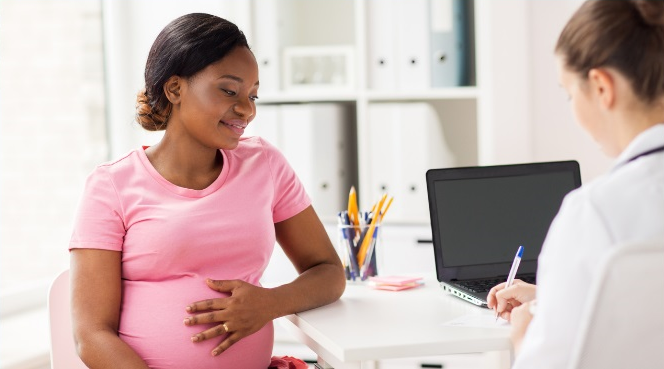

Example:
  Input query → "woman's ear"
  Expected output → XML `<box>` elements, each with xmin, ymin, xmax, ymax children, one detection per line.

<box><xmin>587</xmin><ymin>68</ymin><xmax>615</xmax><ymax>110</ymax></box>
<box><xmin>163</xmin><ymin>75</ymin><xmax>182</xmax><ymax>104</ymax></box>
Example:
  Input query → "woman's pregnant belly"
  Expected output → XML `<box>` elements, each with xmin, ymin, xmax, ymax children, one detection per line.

<box><xmin>118</xmin><ymin>278</ymin><xmax>273</xmax><ymax>369</ymax></box>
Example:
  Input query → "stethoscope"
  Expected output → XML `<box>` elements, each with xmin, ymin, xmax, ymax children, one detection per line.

<box><xmin>627</xmin><ymin>145</ymin><xmax>664</xmax><ymax>163</ymax></box>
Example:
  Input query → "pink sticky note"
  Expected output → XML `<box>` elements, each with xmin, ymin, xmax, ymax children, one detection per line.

<box><xmin>370</xmin><ymin>282</ymin><xmax>421</xmax><ymax>291</ymax></box>
<box><xmin>368</xmin><ymin>275</ymin><xmax>423</xmax><ymax>286</ymax></box>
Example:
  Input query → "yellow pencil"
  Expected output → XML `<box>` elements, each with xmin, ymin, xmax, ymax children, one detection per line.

<box><xmin>347</xmin><ymin>186</ymin><xmax>360</xmax><ymax>227</ymax></box>
<box><xmin>379</xmin><ymin>196</ymin><xmax>394</xmax><ymax>221</ymax></box>
<box><xmin>358</xmin><ymin>193</ymin><xmax>388</xmax><ymax>267</ymax></box>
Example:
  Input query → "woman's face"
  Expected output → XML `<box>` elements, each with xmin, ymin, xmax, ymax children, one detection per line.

<box><xmin>177</xmin><ymin>46</ymin><xmax>259</xmax><ymax>150</ymax></box>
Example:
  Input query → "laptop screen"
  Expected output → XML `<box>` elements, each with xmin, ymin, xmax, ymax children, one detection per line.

<box><xmin>427</xmin><ymin>161</ymin><xmax>581</xmax><ymax>281</ymax></box>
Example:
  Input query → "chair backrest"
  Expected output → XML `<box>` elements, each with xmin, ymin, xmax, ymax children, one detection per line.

<box><xmin>567</xmin><ymin>241</ymin><xmax>664</xmax><ymax>369</ymax></box>
<box><xmin>48</xmin><ymin>269</ymin><xmax>88</xmax><ymax>369</ymax></box>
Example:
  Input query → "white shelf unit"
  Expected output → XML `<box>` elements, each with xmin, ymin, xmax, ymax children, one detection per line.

<box><xmin>253</xmin><ymin>0</ymin><xmax>517</xmax><ymax>226</ymax></box>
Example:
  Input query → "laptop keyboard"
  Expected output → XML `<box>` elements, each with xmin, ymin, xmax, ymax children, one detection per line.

<box><xmin>453</xmin><ymin>275</ymin><xmax>536</xmax><ymax>293</ymax></box>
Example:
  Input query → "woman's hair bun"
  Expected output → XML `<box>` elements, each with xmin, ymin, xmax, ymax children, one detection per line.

<box><xmin>135</xmin><ymin>89</ymin><xmax>169</xmax><ymax>131</ymax></box>
<box><xmin>632</xmin><ymin>0</ymin><xmax>664</xmax><ymax>26</ymax></box>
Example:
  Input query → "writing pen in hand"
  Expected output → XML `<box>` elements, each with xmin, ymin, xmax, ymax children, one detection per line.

<box><xmin>495</xmin><ymin>245</ymin><xmax>524</xmax><ymax>322</ymax></box>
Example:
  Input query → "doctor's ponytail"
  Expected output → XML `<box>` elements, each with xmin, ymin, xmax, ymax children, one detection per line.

<box><xmin>632</xmin><ymin>0</ymin><xmax>664</xmax><ymax>27</ymax></box>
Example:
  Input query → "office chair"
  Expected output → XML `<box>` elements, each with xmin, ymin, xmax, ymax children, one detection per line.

<box><xmin>48</xmin><ymin>269</ymin><xmax>88</xmax><ymax>369</ymax></box>
<box><xmin>567</xmin><ymin>241</ymin><xmax>664</xmax><ymax>369</ymax></box>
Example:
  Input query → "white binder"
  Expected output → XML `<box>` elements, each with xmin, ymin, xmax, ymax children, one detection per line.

<box><xmin>279</xmin><ymin>104</ymin><xmax>352</xmax><ymax>221</ymax></box>
<box><xmin>244</xmin><ymin>104</ymin><xmax>281</xmax><ymax>147</ymax></box>
<box><xmin>366</xmin><ymin>103</ymin><xmax>401</xmax><ymax>206</ymax></box>
<box><xmin>430</xmin><ymin>0</ymin><xmax>469</xmax><ymax>87</ymax></box>
<box><xmin>397</xmin><ymin>103</ymin><xmax>455</xmax><ymax>222</ymax></box>
<box><xmin>367</xmin><ymin>103</ymin><xmax>455</xmax><ymax>223</ymax></box>
<box><xmin>395</xmin><ymin>0</ymin><xmax>431</xmax><ymax>90</ymax></box>
<box><xmin>366</xmin><ymin>0</ymin><xmax>397</xmax><ymax>90</ymax></box>
<box><xmin>252</xmin><ymin>0</ymin><xmax>281</xmax><ymax>93</ymax></box>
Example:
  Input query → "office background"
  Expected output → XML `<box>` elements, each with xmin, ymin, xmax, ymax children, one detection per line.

<box><xmin>0</xmin><ymin>0</ymin><xmax>610</xmax><ymax>368</ymax></box>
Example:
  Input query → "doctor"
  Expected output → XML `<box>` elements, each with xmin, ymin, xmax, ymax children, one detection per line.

<box><xmin>487</xmin><ymin>1</ymin><xmax>664</xmax><ymax>368</ymax></box>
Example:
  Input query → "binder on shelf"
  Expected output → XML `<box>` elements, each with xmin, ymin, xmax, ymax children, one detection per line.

<box><xmin>395</xmin><ymin>0</ymin><xmax>431</xmax><ymax>90</ymax></box>
<box><xmin>366</xmin><ymin>103</ymin><xmax>455</xmax><ymax>223</ymax></box>
<box><xmin>366</xmin><ymin>103</ymin><xmax>400</xmax><ymax>205</ymax></box>
<box><xmin>429</xmin><ymin>0</ymin><xmax>470</xmax><ymax>87</ymax></box>
<box><xmin>366</xmin><ymin>0</ymin><xmax>397</xmax><ymax>90</ymax></box>
<box><xmin>251</xmin><ymin>0</ymin><xmax>281</xmax><ymax>93</ymax></box>
<box><xmin>245</xmin><ymin>104</ymin><xmax>281</xmax><ymax>147</ymax></box>
<box><xmin>397</xmin><ymin>103</ymin><xmax>454</xmax><ymax>221</ymax></box>
<box><xmin>279</xmin><ymin>104</ymin><xmax>353</xmax><ymax>221</ymax></box>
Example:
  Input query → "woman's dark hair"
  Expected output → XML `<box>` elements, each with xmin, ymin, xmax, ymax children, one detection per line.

<box><xmin>555</xmin><ymin>0</ymin><xmax>664</xmax><ymax>104</ymax></box>
<box><xmin>136</xmin><ymin>13</ymin><xmax>250</xmax><ymax>131</ymax></box>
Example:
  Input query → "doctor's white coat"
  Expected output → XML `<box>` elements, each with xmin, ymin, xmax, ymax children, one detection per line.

<box><xmin>513</xmin><ymin>124</ymin><xmax>664</xmax><ymax>369</ymax></box>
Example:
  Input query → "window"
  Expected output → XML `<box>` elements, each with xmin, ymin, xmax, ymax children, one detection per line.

<box><xmin>0</xmin><ymin>0</ymin><xmax>106</xmax><ymax>312</ymax></box>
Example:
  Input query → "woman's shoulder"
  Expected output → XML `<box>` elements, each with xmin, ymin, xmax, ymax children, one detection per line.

<box><xmin>587</xmin><ymin>155</ymin><xmax>664</xmax><ymax>206</ymax></box>
<box><xmin>564</xmin><ymin>157</ymin><xmax>664</xmax><ymax>241</ymax></box>
<box><xmin>89</xmin><ymin>149</ymin><xmax>144</xmax><ymax>179</ymax></box>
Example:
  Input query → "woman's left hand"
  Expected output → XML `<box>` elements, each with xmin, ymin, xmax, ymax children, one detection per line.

<box><xmin>184</xmin><ymin>279</ymin><xmax>276</xmax><ymax>356</ymax></box>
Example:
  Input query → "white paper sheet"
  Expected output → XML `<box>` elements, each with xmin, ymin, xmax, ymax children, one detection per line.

<box><xmin>442</xmin><ymin>314</ymin><xmax>511</xmax><ymax>328</ymax></box>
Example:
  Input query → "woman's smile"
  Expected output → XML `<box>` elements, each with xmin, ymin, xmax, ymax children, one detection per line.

<box><xmin>220</xmin><ymin>119</ymin><xmax>247</xmax><ymax>136</ymax></box>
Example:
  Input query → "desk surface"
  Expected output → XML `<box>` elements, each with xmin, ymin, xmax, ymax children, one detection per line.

<box><xmin>280</xmin><ymin>278</ymin><xmax>512</xmax><ymax>368</ymax></box>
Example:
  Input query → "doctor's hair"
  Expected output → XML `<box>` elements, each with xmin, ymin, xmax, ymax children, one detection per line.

<box><xmin>555</xmin><ymin>0</ymin><xmax>664</xmax><ymax>104</ymax></box>
<box><xmin>136</xmin><ymin>13</ymin><xmax>250</xmax><ymax>131</ymax></box>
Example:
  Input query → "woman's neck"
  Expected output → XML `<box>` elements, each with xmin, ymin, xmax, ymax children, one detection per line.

<box><xmin>145</xmin><ymin>130</ymin><xmax>223</xmax><ymax>190</ymax></box>
<box><xmin>615</xmin><ymin>99</ymin><xmax>664</xmax><ymax>153</ymax></box>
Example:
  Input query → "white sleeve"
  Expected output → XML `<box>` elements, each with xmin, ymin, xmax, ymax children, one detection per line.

<box><xmin>513</xmin><ymin>190</ymin><xmax>613</xmax><ymax>369</ymax></box>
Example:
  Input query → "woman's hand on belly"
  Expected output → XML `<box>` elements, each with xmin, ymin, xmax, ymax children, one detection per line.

<box><xmin>183</xmin><ymin>278</ymin><xmax>277</xmax><ymax>357</ymax></box>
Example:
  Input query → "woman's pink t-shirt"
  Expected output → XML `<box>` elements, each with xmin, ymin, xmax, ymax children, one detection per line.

<box><xmin>69</xmin><ymin>137</ymin><xmax>311</xmax><ymax>369</ymax></box>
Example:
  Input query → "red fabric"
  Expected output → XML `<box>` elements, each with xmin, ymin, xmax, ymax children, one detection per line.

<box><xmin>268</xmin><ymin>356</ymin><xmax>309</xmax><ymax>369</ymax></box>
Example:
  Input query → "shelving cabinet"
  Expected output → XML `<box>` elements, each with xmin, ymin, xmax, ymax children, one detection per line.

<box><xmin>252</xmin><ymin>0</ymin><xmax>501</xmax><ymax>226</ymax></box>
<box><xmin>252</xmin><ymin>0</ymin><xmax>537</xmax><ymax>285</ymax></box>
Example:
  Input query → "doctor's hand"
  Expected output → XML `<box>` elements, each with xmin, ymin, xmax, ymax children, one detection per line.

<box><xmin>184</xmin><ymin>279</ymin><xmax>277</xmax><ymax>356</ymax></box>
<box><xmin>487</xmin><ymin>280</ymin><xmax>536</xmax><ymax>321</ymax></box>
<box><xmin>509</xmin><ymin>300</ymin><xmax>535</xmax><ymax>355</ymax></box>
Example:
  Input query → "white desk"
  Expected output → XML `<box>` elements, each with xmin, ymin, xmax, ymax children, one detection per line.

<box><xmin>280</xmin><ymin>279</ymin><xmax>513</xmax><ymax>369</ymax></box>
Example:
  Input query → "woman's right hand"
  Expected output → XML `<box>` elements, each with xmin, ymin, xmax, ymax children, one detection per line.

<box><xmin>487</xmin><ymin>280</ymin><xmax>537</xmax><ymax>321</ymax></box>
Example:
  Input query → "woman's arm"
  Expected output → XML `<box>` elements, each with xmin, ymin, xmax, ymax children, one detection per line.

<box><xmin>70</xmin><ymin>249</ymin><xmax>150</xmax><ymax>369</ymax></box>
<box><xmin>271</xmin><ymin>205</ymin><xmax>347</xmax><ymax>312</ymax></box>
<box><xmin>184</xmin><ymin>205</ymin><xmax>346</xmax><ymax>356</ymax></box>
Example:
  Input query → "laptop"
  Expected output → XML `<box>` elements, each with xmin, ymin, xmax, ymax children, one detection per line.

<box><xmin>426</xmin><ymin>161</ymin><xmax>581</xmax><ymax>307</ymax></box>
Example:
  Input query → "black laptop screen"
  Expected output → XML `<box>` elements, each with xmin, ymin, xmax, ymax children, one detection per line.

<box><xmin>429</xmin><ymin>164</ymin><xmax>580</xmax><ymax>270</ymax></box>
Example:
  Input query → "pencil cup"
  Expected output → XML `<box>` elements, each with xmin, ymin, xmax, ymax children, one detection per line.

<box><xmin>336</xmin><ymin>223</ymin><xmax>382</xmax><ymax>282</ymax></box>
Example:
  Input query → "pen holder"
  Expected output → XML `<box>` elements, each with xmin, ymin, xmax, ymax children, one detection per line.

<box><xmin>337</xmin><ymin>223</ymin><xmax>382</xmax><ymax>282</ymax></box>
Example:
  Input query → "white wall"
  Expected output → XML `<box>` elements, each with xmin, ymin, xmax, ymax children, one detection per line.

<box><xmin>527</xmin><ymin>0</ymin><xmax>613</xmax><ymax>182</ymax></box>
<box><xmin>477</xmin><ymin>0</ymin><xmax>612</xmax><ymax>183</ymax></box>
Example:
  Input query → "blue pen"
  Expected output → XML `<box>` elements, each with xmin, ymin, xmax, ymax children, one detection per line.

<box><xmin>496</xmin><ymin>245</ymin><xmax>524</xmax><ymax>321</ymax></box>
<box><xmin>337</xmin><ymin>213</ymin><xmax>351</xmax><ymax>280</ymax></box>
<box><xmin>359</xmin><ymin>224</ymin><xmax>380</xmax><ymax>280</ymax></box>
<box><xmin>340</xmin><ymin>212</ymin><xmax>360</xmax><ymax>281</ymax></box>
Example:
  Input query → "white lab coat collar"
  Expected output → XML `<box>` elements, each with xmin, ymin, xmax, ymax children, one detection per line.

<box><xmin>612</xmin><ymin>123</ymin><xmax>664</xmax><ymax>170</ymax></box>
